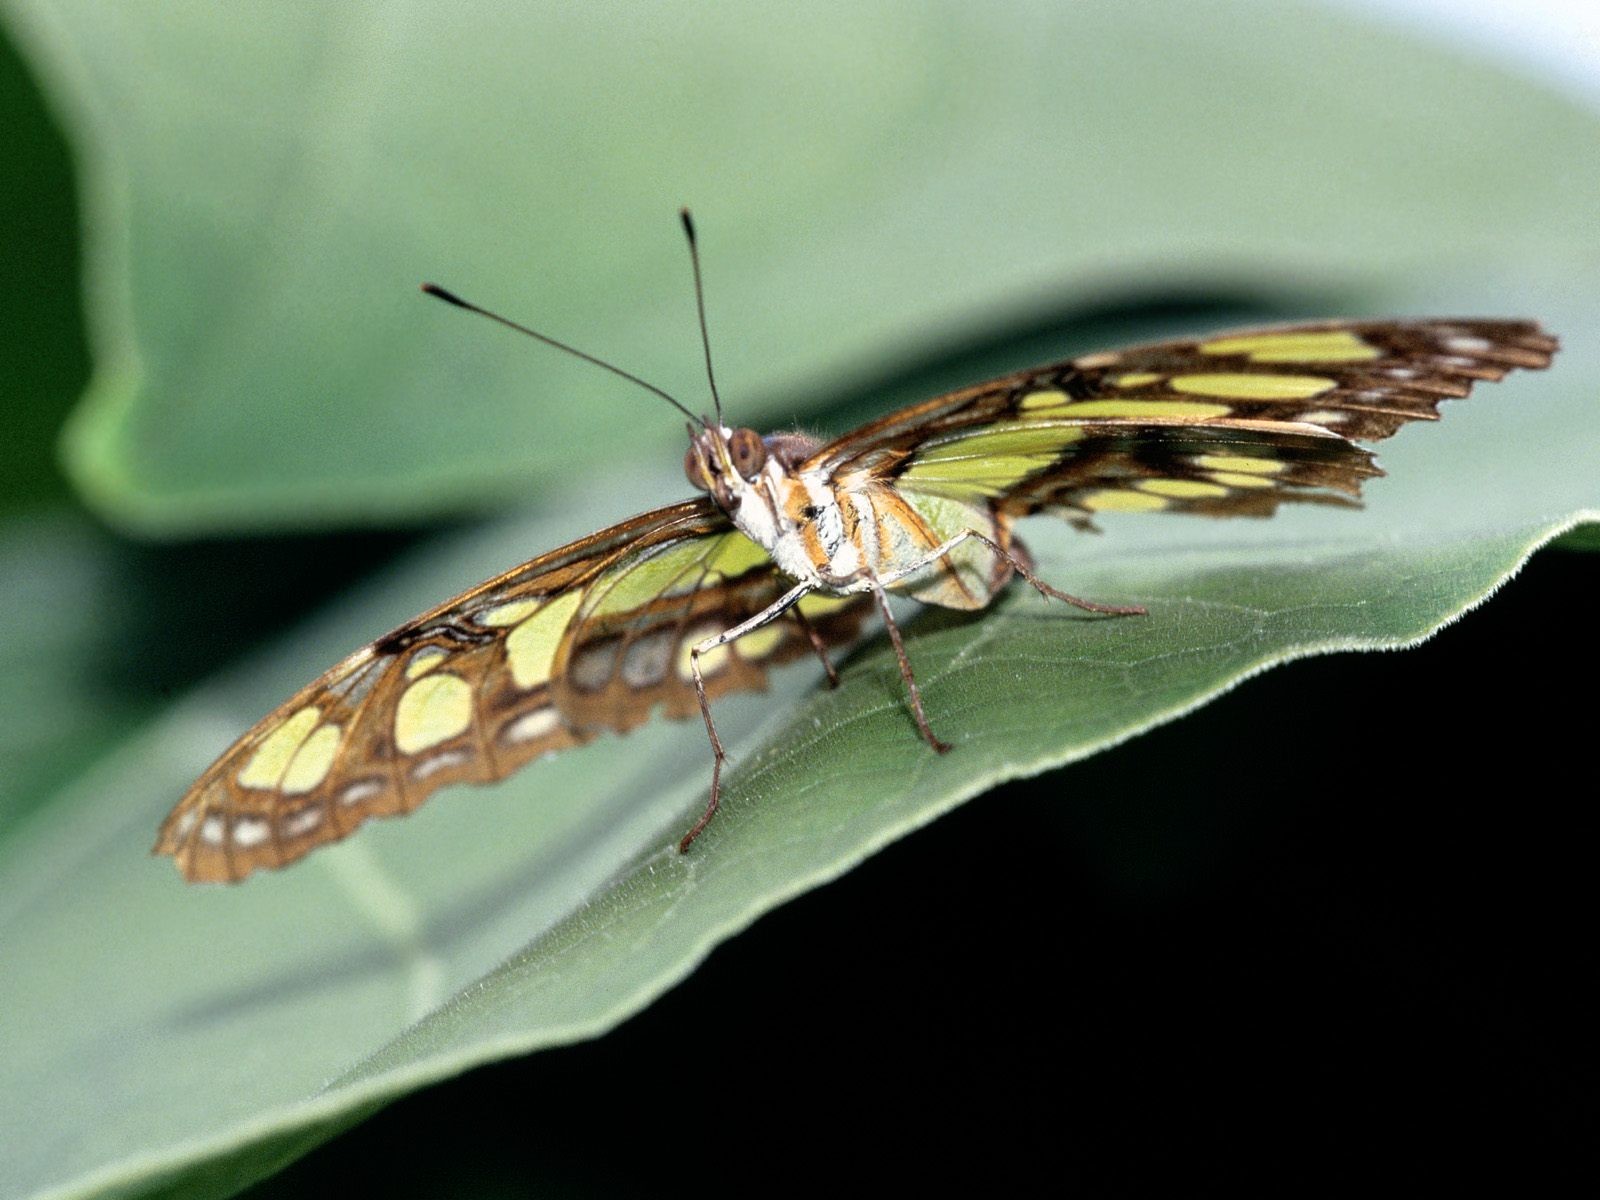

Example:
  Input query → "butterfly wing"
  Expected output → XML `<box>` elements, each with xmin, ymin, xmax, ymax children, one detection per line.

<box><xmin>156</xmin><ymin>498</ymin><xmax>870</xmax><ymax>882</ymax></box>
<box><xmin>159</xmin><ymin>318</ymin><xmax>1558</xmax><ymax>880</ymax></box>
<box><xmin>812</xmin><ymin>319</ymin><xmax>1558</xmax><ymax>519</ymax></box>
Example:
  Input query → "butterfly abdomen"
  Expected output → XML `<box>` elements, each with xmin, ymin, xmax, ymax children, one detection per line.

<box><xmin>851</xmin><ymin>483</ymin><xmax>1010</xmax><ymax>610</ymax></box>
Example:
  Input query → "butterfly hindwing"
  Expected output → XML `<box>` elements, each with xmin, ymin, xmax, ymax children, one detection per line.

<box><xmin>156</xmin><ymin>500</ymin><xmax>870</xmax><ymax>882</ymax></box>
<box><xmin>819</xmin><ymin>318</ymin><xmax>1557</xmax><ymax>520</ymax></box>
<box><xmin>552</xmin><ymin>530</ymin><xmax>864</xmax><ymax>731</ymax></box>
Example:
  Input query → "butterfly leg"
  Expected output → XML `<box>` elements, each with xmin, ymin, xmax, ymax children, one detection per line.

<box><xmin>974</xmin><ymin>531</ymin><xmax>1146</xmax><ymax>615</ymax></box>
<box><xmin>877</xmin><ymin>529</ymin><xmax>1146</xmax><ymax>616</ymax></box>
<box><xmin>790</xmin><ymin>604</ymin><xmax>841</xmax><ymax>688</ymax></box>
<box><xmin>865</xmin><ymin>575</ymin><xmax>951</xmax><ymax>756</ymax></box>
<box><xmin>680</xmin><ymin>581</ymin><xmax>815</xmax><ymax>852</ymax></box>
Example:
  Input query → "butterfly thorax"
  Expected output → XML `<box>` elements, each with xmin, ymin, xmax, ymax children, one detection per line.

<box><xmin>685</xmin><ymin>424</ymin><xmax>1011</xmax><ymax>608</ymax></box>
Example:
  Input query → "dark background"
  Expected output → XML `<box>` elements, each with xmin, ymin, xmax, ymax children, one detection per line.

<box><xmin>247</xmin><ymin>548</ymin><xmax>1589</xmax><ymax>1195</ymax></box>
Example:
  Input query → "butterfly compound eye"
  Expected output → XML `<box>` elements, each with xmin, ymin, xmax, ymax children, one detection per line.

<box><xmin>683</xmin><ymin>445</ymin><xmax>710</xmax><ymax>491</ymax></box>
<box><xmin>729</xmin><ymin>428</ymin><xmax>767</xmax><ymax>480</ymax></box>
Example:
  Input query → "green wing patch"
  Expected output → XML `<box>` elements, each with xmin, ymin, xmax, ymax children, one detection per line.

<box><xmin>869</xmin><ymin>318</ymin><xmax>1555</xmax><ymax>521</ymax></box>
<box><xmin>901</xmin><ymin>420</ymin><xmax>1376</xmax><ymax>521</ymax></box>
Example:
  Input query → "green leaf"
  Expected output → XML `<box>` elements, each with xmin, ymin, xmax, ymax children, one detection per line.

<box><xmin>3</xmin><ymin>0</ymin><xmax>1599</xmax><ymax>532</ymax></box>
<box><xmin>0</xmin><ymin>515</ymin><xmax>152</xmax><ymax>824</ymax></box>
<box><xmin>2</xmin><ymin>306</ymin><xmax>1595</xmax><ymax>1196</ymax></box>
<box><xmin>0</xmin><ymin>509</ymin><xmax>425</xmax><ymax>830</ymax></box>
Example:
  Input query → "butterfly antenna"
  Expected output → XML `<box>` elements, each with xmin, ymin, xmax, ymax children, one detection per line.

<box><xmin>679</xmin><ymin>208</ymin><xmax>725</xmax><ymax>428</ymax></box>
<box><xmin>420</xmin><ymin>283</ymin><xmax>701</xmax><ymax>424</ymax></box>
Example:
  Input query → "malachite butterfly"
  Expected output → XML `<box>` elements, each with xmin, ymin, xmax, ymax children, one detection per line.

<box><xmin>156</xmin><ymin>214</ymin><xmax>1558</xmax><ymax>881</ymax></box>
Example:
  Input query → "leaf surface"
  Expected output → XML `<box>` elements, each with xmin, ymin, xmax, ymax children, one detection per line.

<box><xmin>2</xmin><ymin>326</ymin><xmax>1594</xmax><ymax>1196</ymax></box>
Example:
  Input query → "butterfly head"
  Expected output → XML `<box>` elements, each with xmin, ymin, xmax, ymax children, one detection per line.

<box><xmin>683</xmin><ymin>424</ymin><xmax>761</xmax><ymax>511</ymax></box>
<box><xmin>684</xmin><ymin>425</ymin><xmax>822</xmax><ymax>513</ymax></box>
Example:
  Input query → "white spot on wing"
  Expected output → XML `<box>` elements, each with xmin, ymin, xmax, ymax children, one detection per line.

<box><xmin>412</xmin><ymin>749</ymin><xmax>469</xmax><ymax>781</ymax></box>
<box><xmin>504</xmin><ymin>708</ymin><xmax>560</xmax><ymax>744</ymax></box>
<box><xmin>340</xmin><ymin>780</ymin><xmax>382</xmax><ymax>807</ymax></box>
<box><xmin>283</xmin><ymin>807</ymin><xmax>324</xmax><ymax>837</ymax></box>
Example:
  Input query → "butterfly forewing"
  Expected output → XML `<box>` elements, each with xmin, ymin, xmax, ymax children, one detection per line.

<box><xmin>156</xmin><ymin>500</ymin><xmax>870</xmax><ymax>882</ymax></box>
<box><xmin>819</xmin><ymin>318</ymin><xmax>1557</xmax><ymax>519</ymax></box>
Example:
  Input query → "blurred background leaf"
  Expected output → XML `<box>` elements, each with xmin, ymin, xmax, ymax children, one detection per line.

<box><xmin>0</xmin><ymin>1</ymin><xmax>1594</xmax><ymax>1197</ymax></box>
<box><xmin>0</xmin><ymin>27</ymin><xmax>84</xmax><ymax>517</ymax></box>
<box><xmin>1</xmin><ymin>0</ymin><xmax>1596</xmax><ymax>533</ymax></box>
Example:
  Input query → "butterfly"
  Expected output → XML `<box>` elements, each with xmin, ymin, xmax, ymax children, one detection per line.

<box><xmin>154</xmin><ymin>214</ymin><xmax>1558</xmax><ymax>882</ymax></box>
